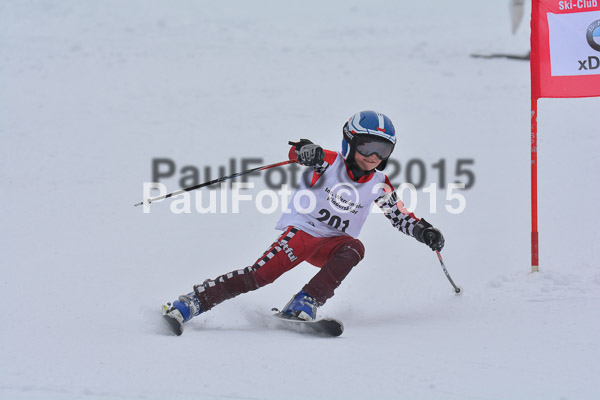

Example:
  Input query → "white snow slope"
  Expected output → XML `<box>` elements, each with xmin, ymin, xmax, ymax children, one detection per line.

<box><xmin>2</xmin><ymin>1</ymin><xmax>600</xmax><ymax>399</ymax></box>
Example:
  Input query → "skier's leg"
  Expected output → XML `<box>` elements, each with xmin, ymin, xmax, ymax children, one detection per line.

<box><xmin>302</xmin><ymin>236</ymin><xmax>365</xmax><ymax>306</ymax></box>
<box><xmin>279</xmin><ymin>236</ymin><xmax>364</xmax><ymax>320</ymax></box>
<box><xmin>190</xmin><ymin>227</ymin><xmax>315</xmax><ymax>313</ymax></box>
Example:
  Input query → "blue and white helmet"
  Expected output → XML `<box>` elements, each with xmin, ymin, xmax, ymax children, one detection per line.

<box><xmin>342</xmin><ymin>110</ymin><xmax>396</xmax><ymax>171</ymax></box>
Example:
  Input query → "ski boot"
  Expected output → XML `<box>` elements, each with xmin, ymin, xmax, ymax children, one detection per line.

<box><xmin>281</xmin><ymin>290</ymin><xmax>318</xmax><ymax>321</ymax></box>
<box><xmin>162</xmin><ymin>292</ymin><xmax>203</xmax><ymax>336</ymax></box>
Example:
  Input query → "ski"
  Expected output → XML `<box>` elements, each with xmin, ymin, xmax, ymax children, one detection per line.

<box><xmin>161</xmin><ymin>304</ymin><xmax>344</xmax><ymax>337</ymax></box>
<box><xmin>271</xmin><ymin>309</ymin><xmax>344</xmax><ymax>337</ymax></box>
<box><xmin>162</xmin><ymin>304</ymin><xmax>184</xmax><ymax>336</ymax></box>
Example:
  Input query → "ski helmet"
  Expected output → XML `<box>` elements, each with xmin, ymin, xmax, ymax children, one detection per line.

<box><xmin>341</xmin><ymin>110</ymin><xmax>396</xmax><ymax>171</ymax></box>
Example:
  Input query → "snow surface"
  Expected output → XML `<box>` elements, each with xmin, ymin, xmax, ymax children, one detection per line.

<box><xmin>2</xmin><ymin>1</ymin><xmax>600</xmax><ymax>399</ymax></box>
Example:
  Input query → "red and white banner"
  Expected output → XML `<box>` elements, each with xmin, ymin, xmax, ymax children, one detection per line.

<box><xmin>531</xmin><ymin>0</ymin><xmax>600</xmax><ymax>98</ymax></box>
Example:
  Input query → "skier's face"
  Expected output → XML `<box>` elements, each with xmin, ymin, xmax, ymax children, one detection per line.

<box><xmin>354</xmin><ymin>152</ymin><xmax>382</xmax><ymax>172</ymax></box>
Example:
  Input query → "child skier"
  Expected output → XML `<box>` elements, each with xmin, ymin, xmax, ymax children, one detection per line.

<box><xmin>163</xmin><ymin>110</ymin><xmax>445</xmax><ymax>334</ymax></box>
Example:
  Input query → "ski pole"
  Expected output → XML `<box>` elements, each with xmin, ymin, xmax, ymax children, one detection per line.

<box><xmin>134</xmin><ymin>159</ymin><xmax>297</xmax><ymax>207</ymax></box>
<box><xmin>434</xmin><ymin>250</ymin><xmax>462</xmax><ymax>295</ymax></box>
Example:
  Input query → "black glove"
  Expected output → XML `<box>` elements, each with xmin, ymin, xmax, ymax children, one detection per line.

<box><xmin>288</xmin><ymin>139</ymin><xmax>325</xmax><ymax>166</ymax></box>
<box><xmin>413</xmin><ymin>218</ymin><xmax>445</xmax><ymax>251</ymax></box>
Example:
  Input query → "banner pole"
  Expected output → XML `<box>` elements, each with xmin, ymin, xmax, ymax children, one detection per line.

<box><xmin>531</xmin><ymin>98</ymin><xmax>539</xmax><ymax>272</ymax></box>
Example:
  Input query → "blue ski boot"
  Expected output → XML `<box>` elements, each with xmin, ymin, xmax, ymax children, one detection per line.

<box><xmin>162</xmin><ymin>292</ymin><xmax>204</xmax><ymax>336</ymax></box>
<box><xmin>281</xmin><ymin>290</ymin><xmax>318</xmax><ymax>321</ymax></box>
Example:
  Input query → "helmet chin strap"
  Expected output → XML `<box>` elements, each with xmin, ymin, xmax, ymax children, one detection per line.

<box><xmin>376</xmin><ymin>159</ymin><xmax>389</xmax><ymax>171</ymax></box>
<box><xmin>347</xmin><ymin>158</ymin><xmax>374</xmax><ymax>180</ymax></box>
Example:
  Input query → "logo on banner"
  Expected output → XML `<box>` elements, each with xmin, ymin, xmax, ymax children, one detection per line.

<box><xmin>587</xmin><ymin>19</ymin><xmax>600</xmax><ymax>51</ymax></box>
<box><xmin>547</xmin><ymin>11</ymin><xmax>600</xmax><ymax>76</ymax></box>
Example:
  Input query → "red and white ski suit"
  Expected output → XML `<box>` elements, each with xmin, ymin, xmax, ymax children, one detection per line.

<box><xmin>193</xmin><ymin>150</ymin><xmax>421</xmax><ymax>311</ymax></box>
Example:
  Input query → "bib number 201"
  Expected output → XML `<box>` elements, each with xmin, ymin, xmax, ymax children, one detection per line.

<box><xmin>316</xmin><ymin>209</ymin><xmax>349</xmax><ymax>232</ymax></box>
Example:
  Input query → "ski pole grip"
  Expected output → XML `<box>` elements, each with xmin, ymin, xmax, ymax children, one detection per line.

<box><xmin>424</xmin><ymin>231</ymin><xmax>436</xmax><ymax>242</ymax></box>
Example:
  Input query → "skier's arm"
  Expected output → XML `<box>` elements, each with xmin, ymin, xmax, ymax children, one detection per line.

<box><xmin>374</xmin><ymin>185</ymin><xmax>420</xmax><ymax>237</ymax></box>
<box><xmin>375</xmin><ymin>178</ymin><xmax>445</xmax><ymax>251</ymax></box>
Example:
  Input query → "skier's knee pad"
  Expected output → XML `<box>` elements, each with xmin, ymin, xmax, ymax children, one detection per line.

<box><xmin>338</xmin><ymin>238</ymin><xmax>365</xmax><ymax>265</ymax></box>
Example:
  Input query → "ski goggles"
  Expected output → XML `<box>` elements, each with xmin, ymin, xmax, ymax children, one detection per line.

<box><xmin>355</xmin><ymin>139</ymin><xmax>394</xmax><ymax>160</ymax></box>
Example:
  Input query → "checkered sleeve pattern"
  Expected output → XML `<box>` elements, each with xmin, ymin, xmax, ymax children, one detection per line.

<box><xmin>375</xmin><ymin>191</ymin><xmax>420</xmax><ymax>237</ymax></box>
